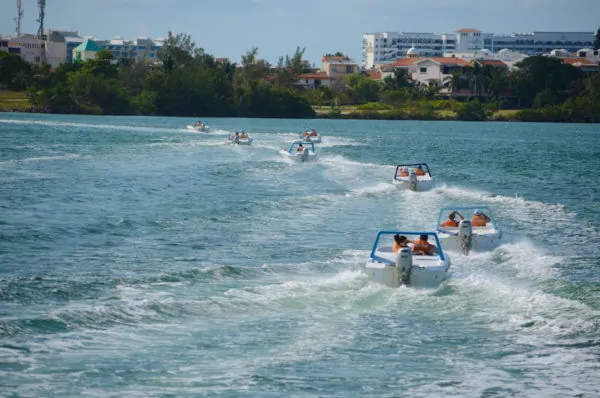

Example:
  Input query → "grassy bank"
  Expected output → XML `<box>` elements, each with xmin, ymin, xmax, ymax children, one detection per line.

<box><xmin>0</xmin><ymin>90</ymin><xmax>33</xmax><ymax>112</ymax></box>
<box><xmin>314</xmin><ymin>105</ymin><xmax>524</xmax><ymax>122</ymax></box>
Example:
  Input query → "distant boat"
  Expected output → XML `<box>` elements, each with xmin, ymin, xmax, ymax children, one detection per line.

<box><xmin>392</xmin><ymin>163</ymin><xmax>434</xmax><ymax>192</ymax></box>
<box><xmin>279</xmin><ymin>141</ymin><xmax>317</xmax><ymax>163</ymax></box>
<box><xmin>299</xmin><ymin>129</ymin><xmax>322</xmax><ymax>143</ymax></box>
<box><xmin>226</xmin><ymin>131</ymin><xmax>253</xmax><ymax>145</ymax></box>
<box><xmin>187</xmin><ymin>123</ymin><xmax>210</xmax><ymax>132</ymax></box>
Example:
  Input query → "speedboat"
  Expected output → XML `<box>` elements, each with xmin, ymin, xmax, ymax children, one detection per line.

<box><xmin>436</xmin><ymin>206</ymin><xmax>502</xmax><ymax>255</ymax></box>
<box><xmin>226</xmin><ymin>132</ymin><xmax>253</xmax><ymax>145</ymax></box>
<box><xmin>365</xmin><ymin>231</ymin><xmax>450</xmax><ymax>288</ymax></box>
<box><xmin>279</xmin><ymin>141</ymin><xmax>317</xmax><ymax>163</ymax></box>
<box><xmin>392</xmin><ymin>163</ymin><xmax>434</xmax><ymax>192</ymax></box>
<box><xmin>299</xmin><ymin>130</ymin><xmax>322</xmax><ymax>143</ymax></box>
<box><xmin>187</xmin><ymin>123</ymin><xmax>210</xmax><ymax>132</ymax></box>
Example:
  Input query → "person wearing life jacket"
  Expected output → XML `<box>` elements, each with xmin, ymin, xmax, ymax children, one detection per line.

<box><xmin>440</xmin><ymin>211</ymin><xmax>464</xmax><ymax>228</ymax></box>
<box><xmin>240</xmin><ymin>131</ymin><xmax>247</xmax><ymax>139</ymax></box>
<box><xmin>392</xmin><ymin>234</ymin><xmax>409</xmax><ymax>253</ymax></box>
<box><xmin>471</xmin><ymin>209</ymin><xmax>491</xmax><ymax>227</ymax></box>
<box><xmin>412</xmin><ymin>234</ymin><xmax>438</xmax><ymax>256</ymax></box>
<box><xmin>196</xmin><ymin>121</ymin><xmax>203</xmax><ymax>127</ymax></box>
<box><xmin>415</xmin><ymin>165</ymin><xmax>426</xmax><ymax>176</ymax></box>
<box><xmin>310</xmin><ymin>129</ymin><xmax>318</xmax><ymax>137</ymax></box>
<box><xmin>399</xmin><ymin>167</ymin><xmax>409</xmax><ymax>177</ymax></box>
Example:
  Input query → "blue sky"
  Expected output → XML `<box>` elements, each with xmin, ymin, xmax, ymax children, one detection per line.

<box><xmin>2</xmin><ymin>0</ymin><xmax>599</xmax><ymax>65</ymax></box>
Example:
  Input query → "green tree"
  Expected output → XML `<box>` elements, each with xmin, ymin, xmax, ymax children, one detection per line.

<box><xmin>0</xmin><ymin>52</ymin><xmax>32</xmax><ymax>90</ymax></box>
<box><xmin>465</xmin><ymin>62</ymin><xmax>490</xmax><ymax>98</ymax></box>
<box><xmin>382</xmin><ymin>68</ymin><xmax>412</xmax><ymax>91</ymax></box>
<box><xmin>344</xmin><ymin>73</ymin><xmax>381</xmax><ymax>104</ymax></box>
<box><xmin>511</xmin><ymin>55</ymin><xmax>582</xmax><ymax>107</ymax></box>
<box><xmin>443</xmin><ymin>70</ymin><xmax>465</xmax><ymax>99</ymax></box>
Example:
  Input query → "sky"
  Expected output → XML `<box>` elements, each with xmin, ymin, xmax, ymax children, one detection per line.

<box><xmin>1</xmin><ymin>0</ymin><xmax>599</xmax><ymax>65</ymax></box>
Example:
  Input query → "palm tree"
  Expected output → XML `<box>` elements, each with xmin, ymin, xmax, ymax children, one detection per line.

<box><xmin>484</xmin><ymin>66</ymin><xmax>508</xmax><ymax>100</ymax></box>
<box><xmin>443</xmin><ymin>70</ymin><xmax>464</xmax><ymax>99</ymax></box>
<box><xmin>466</xmin><ymin>62</ymin><xmax>490</xmax><ymax>98</ymax></box>
<box><xmin>383</xmin><ymin>68</ymin><xmax>412</xmax><ymax>91</ymax></box>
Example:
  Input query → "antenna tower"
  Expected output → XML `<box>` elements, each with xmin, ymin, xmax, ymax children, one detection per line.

<box><xmin>37</xmin><ymin>0</ymin><xmax>46</xmax><ymax>39</ymax></box>
<box><xmin>14</xmin><ymin>0</ymin><xmax>24</xmax><ymax>38</ymax></box>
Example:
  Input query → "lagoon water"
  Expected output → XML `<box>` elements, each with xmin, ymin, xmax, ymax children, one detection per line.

<box><xmin>1</xmin><ymin>113</ymin><xmax>599</xmax><ymax>397</ymax></box>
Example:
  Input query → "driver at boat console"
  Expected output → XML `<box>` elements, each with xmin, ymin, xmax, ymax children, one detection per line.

<box><xmin>440</xmin><ymin>211</ymin><xmax>464</xmax><ymax>228</ymax></box>
<box><xmin>471</xmin><ymin>209</ymin><xmax>491</xmax><ymax>227</ymax></box>
<box><xmin>412</xmin><ymin>234</ymin><xmax>438</xmax><ymax>256</ymax></box>
<box><xmin>297</xmin><ymin>143</ymin><xmax>304</xmax><ymax>151</ymax></box>
<box><xmin>393</xmin><ymin>234</ymin><xmax>438</xmax><ymax>256</ymax></box>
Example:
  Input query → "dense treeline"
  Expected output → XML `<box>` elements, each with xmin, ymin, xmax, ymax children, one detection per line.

<box><xmin>0</xmin><ymin>30</ymin><xmax>599</xmax><ymax>122</ymax></box>
<box><xmin>0</xmin><ymin>33</ymin><xmax>315</xmax><ymax>118</ymax></box>
<box><xmin>310</xmin><ymin>56</ymin><xmax>600</xmax><ymax>122</ymax></box>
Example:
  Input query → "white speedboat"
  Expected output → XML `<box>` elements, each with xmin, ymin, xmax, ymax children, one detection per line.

<box><xmin>279</xmin><ymin>141</ymin><xmax>317</xmax><ymax>163</ymax></box>
<box><xmin>365</xmin><ymin>231</ymin><xmax>450</xmax><ymax>288</ymax></box>
<box><xmin>186</xmin><ymin>123</ymin><xmax>210</xmax><ymax>132</ymax></box>
<box><xmin>226</xmin><ymin>132</ymin><xmax>253</xmax><ymax>145</ymax></box>
<box><xmin>436</xmin><ymin>206</ymin><xmax>502</xmax><ymax>255</ymax></box>
<box><xmin>299</xmin><ymin>130</ymin><xmax>322</xmax><ymax>143</ymax></box>
<box><xmin>392</xmin><ymin>163</ymin><xmax>434</xmax><ymax>192</ymax></box>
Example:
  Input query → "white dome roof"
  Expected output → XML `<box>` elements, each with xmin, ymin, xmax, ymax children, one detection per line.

<box><xmin>498</xmin><ymin>48</ymin><xmax>511</xmax><ymax>54</ymax></box>
<box><xmin>407</xmin><ymin>46</ymin><xmax>420</xmax><ymax>55</ymax></box>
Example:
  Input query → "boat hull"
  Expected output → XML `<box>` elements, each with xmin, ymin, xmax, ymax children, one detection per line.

<box><xmin>226</xmin><ymin>138</ymin><xmax>253</xmax><ymax>145</ymax></box>
<box><xmin>300</xmin><ymin>134</ymin><xmax>322</xmax><ymax>143</ymax></box>
<box><xmin>392</xmin><ymin>177</ymin><xmax>434</xmax><ymax>192</ymax></box>
<box><xmin>365</xmin><ymin>260</ymin><xmax>449</xmax><ymax>288</ymax></box>
<box><xmin>279</xmin><ymin>150</ymin><xmax>318</xmax><ymax>162</ymax></box>
<box><xmin>187</xmin><ymin>125</ymin><xmax>209</xmax><ymax>132</ymax></box>
<box><xmin>438</xmin><ymin>231</ymin><xmax>502</xmax><ymax>253</ymax></box>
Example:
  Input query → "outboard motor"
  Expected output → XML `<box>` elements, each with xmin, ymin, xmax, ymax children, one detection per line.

<box><xmin>458</xmin><ymin>220</ymin><xmax>473</xmax><ymax>255</ymax></box>
<box><xmin>408</xmin><ymin>171</ymin><xmax>418</xmax><ymax>191</ymax></box>
<box><xmin>301</xmin><ymin>148</ymin><xmax>310</xmax><ymax>162</ymax></box>
<box><xmin>396</xmin><ymin>247</ymin><xmax>413</xmax><ymax>286</ymax></box>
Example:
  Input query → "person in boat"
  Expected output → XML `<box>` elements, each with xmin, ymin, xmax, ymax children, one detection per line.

<box><xmin>392</xmin><ymin>234</ymin><xmax>410</xmax><ymax>253</ymax></box>
<box><xmin>297</xmin><ymin>143</ymin><xmax>304</xmax><ymax>152</ymax></box>
<box><xmin>240</xmin><ymin>131</ymin><xmax>247</xmax><ymax>139</ymax></box>
<box><xmin>412</xmin><ymin>234</ymin><xmax>438</xmax><ymax>256</ymax></box>
<box><xmin>440</xmin><ymin>211</ymin><xmax>464</xmax><ymax>227</ymax></box>
<box><xmin>195</xmin><ymin>121</ymin><xmax>203</xmax><ymax>127</ymax></box>
<box><xmin>399</xmin><ymin>167</ymin><xmax>410</xmax><ymax>177</ymax></box>
<box><xmin>415</xmin><ymin>165</ymin><xmax>426</xmax><ymax>176</ymax></box>
<box><xmin>310</xmin><ymin>129</ymin><xmax>318</xmax><ymax>137</ymax></box>
<box><xmin>232</xmin><ymin>132</ymin><xmax>240</xmax><ymax>143</ymax></box>
<box><xmin>471</xmin><ymin>209</ymin><xmax>491</xmax><ymax>227</ymax></box>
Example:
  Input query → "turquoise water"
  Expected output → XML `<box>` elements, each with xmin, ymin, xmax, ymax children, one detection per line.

<box><xmin>1</xmin><ymin>113</ymin><xmax>599</xmax><ymax>397</ymax></box>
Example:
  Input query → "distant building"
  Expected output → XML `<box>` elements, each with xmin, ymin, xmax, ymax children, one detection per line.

<box><xmin>95</xmin><ymin>36</ymin><xmax>165</xmax><ymax>63</ymax></box>
<box><xmin>73</xmin><ymin>39</ymin><xmax>101</xmax><ymax>62</ymax></box>
<box><xmin>363</xmin><ymin>28</ymin><xmax>595</xmax><ymax>69</ymax></box>
<box><xmin>296</xmin><ymin>55</ymin><xmax>359</xmax><ymax>90</ymax></box>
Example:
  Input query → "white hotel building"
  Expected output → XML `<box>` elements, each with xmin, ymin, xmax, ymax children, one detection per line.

<box><xmin>362</xmin><ymin>28</ymin><xmax>596</xmax><ymax>69</ymax></box>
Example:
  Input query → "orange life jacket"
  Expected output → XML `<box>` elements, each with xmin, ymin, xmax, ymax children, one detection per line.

<box><xmin>441</xmin><ymin>219</ymin><xmax>458</xmax><ymax>227</ymax></box>
<box><xmin>415</xmin><ymin>169</ymin><xmax>425</xmax><ymax>176</ymax></box>
<box><xmin>310</xmin><ymin>131</ymin><xmax>317</xmax><ymax>136</ymax></box>
<box><xmin>471</xmin><ymin>215</ymin><xmax>487</xmax><ymax>227</ymax></box>
<box><xmin>241</xmin><ymin>134</ymin><xmax>247</xmax><ymax>138</ymax></box>
<box><xmin>412</xmin><ymin>240</ymin><xmax>430</xmax><ymax>254</ymax></box>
